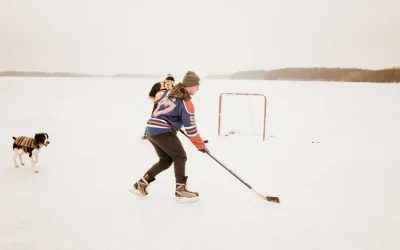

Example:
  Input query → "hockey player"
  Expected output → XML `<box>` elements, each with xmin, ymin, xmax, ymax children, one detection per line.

<box><xmin>130</xmin><ymin>71</ymin><xmax>209</xmax><ymax>203</ymax></box>
<box><xmin>148</xmin><ymin>74</ymin><xmax>175</xmax><ymax>112</ymax></box>
<box><xmin>141</xmin><ymin>74</ymin><xmax>175</xmax><ymax>140</ymax></box>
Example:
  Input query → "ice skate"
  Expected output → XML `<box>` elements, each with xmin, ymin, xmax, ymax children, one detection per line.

<box><xmin>129</xmin><ymin>177</ymin><xmax>151</xmax><ymax>196</ymax></box>
<box><xmin>175</xmin><ymin>177</ymin><xmax>199</xmax><ymax>203</ymax></box>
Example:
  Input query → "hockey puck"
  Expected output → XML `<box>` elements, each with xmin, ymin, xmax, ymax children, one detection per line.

<box><xmin>203</xmin><ymin>140</ymin><xmax>209</xmax><ymax>143</ymax></box>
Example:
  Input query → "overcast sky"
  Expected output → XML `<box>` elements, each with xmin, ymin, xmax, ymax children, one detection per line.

<box><xmin>0</xmin><ymin>0</ymin><xmax>399</xmax><ymax>76</ymax></box>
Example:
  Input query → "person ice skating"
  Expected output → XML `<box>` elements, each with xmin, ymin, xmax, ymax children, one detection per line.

<box><xmin>131</xmin><ymin>71</ymin><xmax>209</xmax><ymax>202</ymax></box>
<box><xmin>148</xmin><ymin>74</ymin><xmax>175</xmax><ymax>113</ymax></box>
<box><xmin>141</xmin><ymin>74</ymin><xmax>175</xmax><ymax>140</ymax></box>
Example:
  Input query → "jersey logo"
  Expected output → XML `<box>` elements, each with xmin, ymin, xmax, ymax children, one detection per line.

<box><xmin>153</xmin><ymin>96</ymin><xmax>177</xmax><ymax>117</ymax></box>
<box><xmin>160</xmin><ymin>81</ymin><xmax>173</xmax><ymax>90</ymax></box>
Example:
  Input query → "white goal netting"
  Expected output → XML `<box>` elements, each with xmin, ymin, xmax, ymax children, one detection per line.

<box><xmin>218</xmin><ymin>93</ymin><xmax>266</xmax><ymax>140</ymax></box>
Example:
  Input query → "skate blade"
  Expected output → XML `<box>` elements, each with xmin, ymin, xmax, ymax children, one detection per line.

<box><xmin>129</xmin><ymin>188</ymin><xmax>147</xmax><ymax>197</ymax></box>
<box><xmin>175</xmin><ymin>196</ymin><xmax>200</xmax><ymax>203</ymax></box>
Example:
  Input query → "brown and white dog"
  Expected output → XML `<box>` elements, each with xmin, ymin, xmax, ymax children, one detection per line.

<box><xmin>12</xmin><ymin>133</ymin><xmax>50</xmax><ymax>173</ymax></box>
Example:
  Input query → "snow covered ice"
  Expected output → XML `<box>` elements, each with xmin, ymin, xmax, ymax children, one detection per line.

<box><xmin>1</xmin><ymin>77</ymin><xmax>399</xmax><ymax>250</ymax></box>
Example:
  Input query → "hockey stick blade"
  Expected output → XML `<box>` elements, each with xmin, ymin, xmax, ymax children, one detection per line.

<box><xmin>252</xmin><ymin>189</ymin><xmax>280</xmax><ymax>203</ymax></box>
<box><xmin>265</xmin><ymin>196</ymin><xmax>280</xmax><ymax>203</ymax></box>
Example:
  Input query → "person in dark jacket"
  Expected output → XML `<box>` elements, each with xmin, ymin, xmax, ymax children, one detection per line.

<box><xmin>141</xmin><ymin>74</ymin><xmax>175</xmax><ymax>140</ymax></box>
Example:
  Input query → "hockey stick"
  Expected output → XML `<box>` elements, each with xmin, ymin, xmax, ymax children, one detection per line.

<box><xmin>179</xmin><ymin>129</ymin><xmax>208</xmax><ymax>143</ymax></box>
<box><xmin>178</xmin><ymin>130</ymin><xmax>279</xmax><ymax>203</ymax></box>
<box><xmin>206</xmin><ymin>152</ymin><xmax>280</xmax><ymax>203</ymax></box>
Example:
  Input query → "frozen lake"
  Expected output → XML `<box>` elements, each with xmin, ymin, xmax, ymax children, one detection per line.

<box><xmin>0</xmin><ymin>77</ymin><xmax>399</xmax><ymax>250</ymax></box>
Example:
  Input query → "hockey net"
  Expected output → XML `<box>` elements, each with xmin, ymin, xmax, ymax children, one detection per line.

<box><xmin>218</xmin><ymin>93</ymin><xmax>267</xmax><ymax>140</ymax></box>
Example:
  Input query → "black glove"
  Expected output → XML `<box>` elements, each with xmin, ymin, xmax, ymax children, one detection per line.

<box><xmin>199</xmin><ymin>147</ymin><xmax>210</xmax><ymax>153</ymax></box>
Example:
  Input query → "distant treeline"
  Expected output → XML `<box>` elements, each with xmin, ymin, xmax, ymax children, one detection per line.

<box><xmin>230</xmin><ymin>70</ymin><xmax>266</xmax><ymax>80</ymax></box>
<box><xmin>2</xmin><ymin>68</ymin><xmax>400</xmax><ymax>83</ymax></box>
<box><xmin>231</xmin><ymin>67</ymin><xmax>400</xmax><ymax>83</ymax></box>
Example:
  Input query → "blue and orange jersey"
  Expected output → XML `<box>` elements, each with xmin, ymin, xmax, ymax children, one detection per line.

<box><xmin>145</xmin><ymin>89</ymin><xmax>206</xmax><ymax>150</ymax></box>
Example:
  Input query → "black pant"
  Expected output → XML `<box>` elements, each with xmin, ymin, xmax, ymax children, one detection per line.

<box><xmin>146</xmin><ymin>132</ymin><xmax>187</xmax><ymax>183</ymax></box>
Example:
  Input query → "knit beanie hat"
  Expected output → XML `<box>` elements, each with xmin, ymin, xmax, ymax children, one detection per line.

<box><xmin>182</xmin><ymin>71</ymin><xmax>200</xmax><ymax>87</ymax></box>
